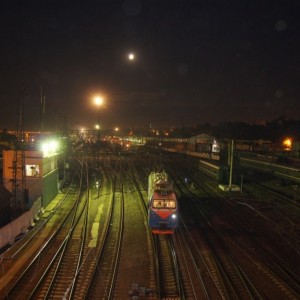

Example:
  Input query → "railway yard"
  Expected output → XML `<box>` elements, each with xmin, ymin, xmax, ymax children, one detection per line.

<box><xmin>1</xmin><ymin>144</ymin><xmax>300</xmax><ymax>299</ymax></box>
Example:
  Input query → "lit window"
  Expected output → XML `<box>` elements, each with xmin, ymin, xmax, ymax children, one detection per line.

<box><xmin>26</xmin><ymin>165</ymin><xmax>40</xmax><ymax>177</ymax></box>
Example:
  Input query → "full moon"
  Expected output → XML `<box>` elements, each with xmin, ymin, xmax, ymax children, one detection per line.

<box><xmin>128</xmin><ymin>53</ymin><xmax>135</xmax><ymax>60</ymax></box>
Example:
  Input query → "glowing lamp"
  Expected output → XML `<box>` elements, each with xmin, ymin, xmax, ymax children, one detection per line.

<box><xmin>283</xmin><ymin>138</ymin><xmax>292</xmax><ymax>149</ymax></box>
<box><xmin>41</xmin><ymin>140</ymin><xmax>59</xmax><ymax>157</ymax></box>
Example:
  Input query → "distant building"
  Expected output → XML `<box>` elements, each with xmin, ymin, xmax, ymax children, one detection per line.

<box><xmin>1</xmin><ymin>146</ymin><xmax>62</xmax><ymax>249</ymax></box>
<box><xmin>187</xmin><ymin>134</ymin><xmax>220</xmax><ymax>154</ymax></box>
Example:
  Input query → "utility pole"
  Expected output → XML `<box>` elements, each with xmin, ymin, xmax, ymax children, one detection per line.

<box><xmin>229</xmin><ymin>140</ymin><xmax>234</xmax><ymax>191</ymax></box>
<box><xmin>219</xmin><ymin>139</ymin><xmax>240</xmax><ymax>192</ymax></box>
<box><xmin>11</xmin><ymin>91</ymin><xmax>27</xmax><ymax>218</ymax></box>
<box><xmin>40</xmin><ymin>86</ymin><xmax>46</xmax><ymax>132</ymax></box>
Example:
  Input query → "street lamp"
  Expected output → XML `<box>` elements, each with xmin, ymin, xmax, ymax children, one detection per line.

<box><xmin>94</xmin><ymin>96</ymin><xmax>104</xmax><ymax>138</ymax></box>
<box><xmin>94</xmin><ymin>96</ymin><xmax>104</xmax><ymax>107</ymax></box>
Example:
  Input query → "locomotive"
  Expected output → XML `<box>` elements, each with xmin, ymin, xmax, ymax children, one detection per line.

<box><xmin>148</xmin><ymin>171</ymin><xmax>178</xmax><ymax>234</ymax></box>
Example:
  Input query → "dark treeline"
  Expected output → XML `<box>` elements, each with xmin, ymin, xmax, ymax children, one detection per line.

<box><xmin>2</xmin><ymin>117</ymin><xmax>300</xmax><ymax>144</ymax></box>
<box><xmin>170</xmin><ymin>117</ymin><xmax>300</xmax><ymax>143</ymax></box>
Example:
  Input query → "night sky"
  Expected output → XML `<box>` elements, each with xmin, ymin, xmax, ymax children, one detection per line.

<box><xmin>0</xmin><ymin>0</ymin><xmax>299</xmax><ymax>131</ymax></box>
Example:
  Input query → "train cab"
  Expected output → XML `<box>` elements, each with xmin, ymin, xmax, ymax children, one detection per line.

<box><xmin>148</xmin><ymin>181</ymin><xmax>178</xmax><ymax>234</ymax></box>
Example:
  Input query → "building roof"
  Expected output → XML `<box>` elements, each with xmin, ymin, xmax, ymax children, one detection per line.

<box><xmin>188</xmin><ymin>134</ymin><xmax>217</xmax><ymax>144</ymax></box>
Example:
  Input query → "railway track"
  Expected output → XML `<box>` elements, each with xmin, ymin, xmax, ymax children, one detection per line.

<box><xmin>1</xmin><ymin>157</ymin><xmax>89</xmax><ymax>299</ymax></box>
<box><xmin>167</xmin><ymin>154</ymin><xmax>300</xmax><ymax>299</ymax></box>
<box><xmin>173</xmin><ymin>175</ymin><xmax>263</xmax><ymax>299</ymax></box>
<box><xmin>86</xmin><ymin>165</ymin><xmax>125</xmax><ymax>299</ymax></box>
<box><xmin>2</xmin><ymin>148</ymin><xmax>300</xmax><ymax>299</ymax></box>
<box><xmin>153</xmin><ymin>234</ymin><xmax>182</xmax><ymax>299</ymax></box>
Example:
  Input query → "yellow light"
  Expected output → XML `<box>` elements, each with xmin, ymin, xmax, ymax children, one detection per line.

<box><xmin>283</xmin><ymin>138</ymin><xmax>292</xmax><ymax>149</ymax></box>
<box><xmin>94</xmin><ymin>96</ymin><xmax>104</xmax><ymax>106</ymax></box>
<box><xmin>41</xmin><ymin>140</ymin><xmax>59</xmax><ymax>157</ymax></box>
<box><xmin>95</xmin><ymin>124</ymin><xmax>100</xmax><ymax>130</ymax></box>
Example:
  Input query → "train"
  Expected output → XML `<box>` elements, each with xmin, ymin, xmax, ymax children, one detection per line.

<box><xmin>148</xmin><ymin>171</ymin><xmax>178</xmax><ymax>234</ymax></box>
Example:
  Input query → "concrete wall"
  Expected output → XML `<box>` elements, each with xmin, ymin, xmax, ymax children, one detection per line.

<box><xmin>0</xmin><ymin>197</ymin><xmax>41</xmax><ymax>249</ymax></box>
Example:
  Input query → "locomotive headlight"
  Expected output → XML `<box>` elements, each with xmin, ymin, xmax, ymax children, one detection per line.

<box><xmin>171</xmin><ymin>214</ymin><xmax>177</xmax><ymax>219</ymax></box>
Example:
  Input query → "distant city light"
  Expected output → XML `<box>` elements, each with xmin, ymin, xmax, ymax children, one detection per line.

<box><xmin>283</xmin><ymin>138</ymin><xmax>292</xmax><ymax>149</ymax></box>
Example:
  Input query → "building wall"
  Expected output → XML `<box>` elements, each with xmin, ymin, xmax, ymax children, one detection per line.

<box><xmin>3</xmin><ymin>150</ymin><xmax>44</xmax><ymax>189</ymax></box>
<box><xmin>26</xmin><ymin>177</ymin><xmax>43</xmax><ymax>207</ymax></box>
<box><xmin>0</xmin><ymin>197</ymin><xmax>42</xmax><ymax>249</ymax></box>
<box><xmin>2</xmin><ymin>150</ymin><xmax>60</xmax><ymax>210</ymax></box>
<box><xmin>0</xmin><ymin>186</ymin><xmax>12</xmax><ymax>227</ymax></box>
<box><xmin>42</xmin><ymin>169</ymin><xmax>59</xmax><ymax>208</ymax></box>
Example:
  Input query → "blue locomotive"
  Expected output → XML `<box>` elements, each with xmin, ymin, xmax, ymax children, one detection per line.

<box><xmin>148</xmin><ymin>171</ymin><xmax>178</xmax><ymax>234</ymax></box>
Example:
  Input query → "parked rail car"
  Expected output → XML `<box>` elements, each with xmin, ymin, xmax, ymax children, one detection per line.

<box><xmin>233</xmin><ymin>140</ymin><xmax>272</xmax><ymax>153</ymax></box>
<box><xmin>240</xmin><ymin>157</ymin><xmax>300</xmax><ymax>184</ymax></box>
<box><xmin>148</xmin><ymin>171</ymin><xmax>178</xmax><ymax>234</ymax></box>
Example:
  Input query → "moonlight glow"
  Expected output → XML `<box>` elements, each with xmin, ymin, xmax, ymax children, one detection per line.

<box><xmin>128</xmin><ymin>53</ymin><xmax>135</xmax><ymax>60</ymax></box>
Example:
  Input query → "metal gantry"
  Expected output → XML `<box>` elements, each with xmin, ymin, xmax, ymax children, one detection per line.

<box><xmin>11</xmin><ymin>91</ymin><xmax>27</xmax><ymax>218</ymax></box>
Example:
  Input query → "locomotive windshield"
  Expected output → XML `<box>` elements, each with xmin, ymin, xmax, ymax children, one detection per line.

<box><xmin>153</xmin><ymin>199</ymin><xmax>176</xmax><ymax>209</ymax></box>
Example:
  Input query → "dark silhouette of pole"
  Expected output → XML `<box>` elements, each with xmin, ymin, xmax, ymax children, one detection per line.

<box><xmin>40</xmin><ymin>86</ymin><xmax>46</xmax><ymax>132</ymax></box>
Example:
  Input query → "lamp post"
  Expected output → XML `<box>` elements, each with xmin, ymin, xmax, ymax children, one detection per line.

<box><xmin>94</xmin><ymin>96</ymin><xmax>103</xmax><ymax>139</ymax></box>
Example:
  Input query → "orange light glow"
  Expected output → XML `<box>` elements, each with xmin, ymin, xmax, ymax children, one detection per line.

<box><xmin>94</xmin><ymin>96</ymin><xmax>104</xmax><ymax>107</ymax></box>
<box><xmin>283</xmin><ymin>138</ymin><xmax>292</xmax><ymax>149</ymax></box>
